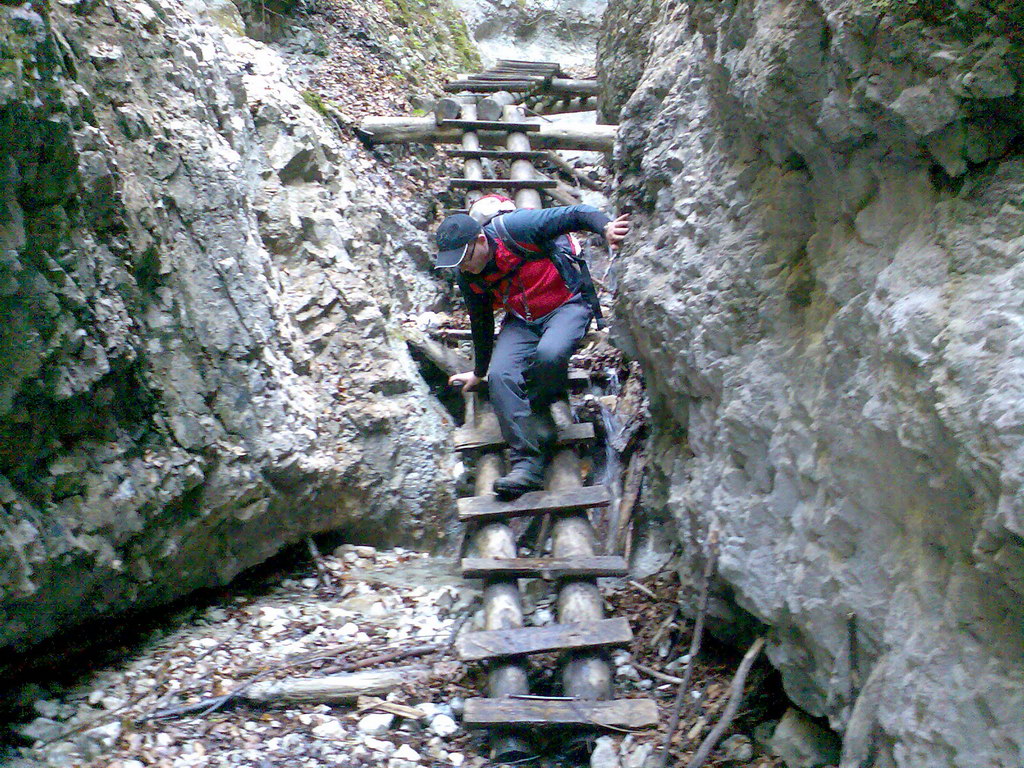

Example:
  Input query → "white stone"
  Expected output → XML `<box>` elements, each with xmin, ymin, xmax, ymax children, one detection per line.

<box><xmin>622</xmin><ymin>742</ymin><xmax>653</xmax><ymax>768</ymax></box>
<box><xmin>311</xmin><ymin>718</ymin><xmax>346</xmax><ymax>739</ymax></box>
<box><xmin>394</xmin><ymin>744</ymin><xmax>421</xmax><ymax>761</ymax></box>
<box><xmin>358</xmin><ymin>713</ymin><xmax>395</xmax><ymax>736</ymax></box>
<box><xmin>590</xmin><ymin>736</ymin><xmax>620</xmax><ymax>768</ymax></box>
<box><xmin>363</xmin><ymin>736</ymin><xmax>396</xmax><ymax>754</ymax></box>
<box><xmin>429</xmin><ymin>714</ymin><xmax>458</xmax><ymax>737</ymax></box>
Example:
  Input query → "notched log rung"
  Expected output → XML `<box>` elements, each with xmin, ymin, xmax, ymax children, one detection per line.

<box><xmin>463</xmin><ymin>697</ymin><xmax>659</xmax><ymax>729</ymax></box>
<box><xmin>461</xmin><ymin>555</ymin><xmax>629</xmax><ymax>579</ymax></box>
<box><xmin>447</xmin><ymin>149</ymin><xmax>549</xmax><ymax>160</ymax></box>
<box><xmin>457</xmin><ymin>617</ymin><xmax>632</xmax><ymax>661</ymax></box>
<box><xmin>443</xmin><ymin>82</ymin><xmax>536</xmax><ymax>93</ymax></box>
<box><xmin>447</xmin><ymin>178</ymin><xmax>557</xmax><ymax>191</ymax></box>
<box><xmin>437</xmin><ymin>119</ymin><xmax>541</xmax><ymax>132</ymax></box>
<box><xmin>454</xmin><ymin>421</ymin><xmax>593</xmax><ymax>453</ymax></box>
<box><xmin>457</xmin><ymin>484</ymin><xmax>610</xmax><ymax>523</ymax></box>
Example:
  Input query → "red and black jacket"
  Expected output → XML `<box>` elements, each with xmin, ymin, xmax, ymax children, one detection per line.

<box><xmin>457</xmin><ymin>205</ymin><xmax>611</xmax><ymax>377</ymax></box>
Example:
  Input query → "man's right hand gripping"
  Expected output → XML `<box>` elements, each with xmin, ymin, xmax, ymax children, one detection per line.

<box><xmin>449</xmin><ymin>371</ymin><xmax>484</xmax><ymax>392</ymax></box>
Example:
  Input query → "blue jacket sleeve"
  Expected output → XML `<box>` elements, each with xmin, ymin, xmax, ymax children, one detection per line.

<box><xmin>499</xmin><ymin>205</ymin><xmax>611</xmax><ymax>248</ymax></box>
<box><xmin>456</xmin><ymin>274</ymin><xmax>495</xmax><ymax>377</ymax></box>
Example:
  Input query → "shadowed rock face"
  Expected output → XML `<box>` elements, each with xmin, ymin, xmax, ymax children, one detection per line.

<box><xmin>600</xmin><ymin>0</ymin><xmax>1024</xmax><ymax>765</ymax></box>
<box><xmin>0</xmin><ymin>0</ymin><xmax>456</xmax><ymax>655</ymax></box>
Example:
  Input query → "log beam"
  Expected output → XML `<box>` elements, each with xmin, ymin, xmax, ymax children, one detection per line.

<box><xmin>356</xmin><ymin>117</ymin><xmax>615</xmax><ymax>152</ymax></box>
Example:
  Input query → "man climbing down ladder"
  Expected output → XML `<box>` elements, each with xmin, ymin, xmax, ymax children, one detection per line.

<box><xmin>434</xmin><ymin>204</ymin><xmax>631</xmax><ymax>499</ymax></box>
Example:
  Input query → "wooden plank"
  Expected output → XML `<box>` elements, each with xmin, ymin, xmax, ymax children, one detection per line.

<box><xmin>443</xmin><ymin>82</ymin><xmax>535</xmax><ymax>93</ymax></box>
<box><xmin>496</xmin><ymin>59</ymin><xmax>562</xmax><ymax>71</ymax></box>
<box><xmin>457</xmin><ymin>617</ymin><xmax>633</xmax><ymax>661</ymax></box>
<box><xmin>454</xmin><ymin>420</ymin><xmax>593</xmax><ymax>452</ymax></box>
<box><xmin>463</xmin><ymin>697</ymin><xmax>658</xmax><ymax>729</ymax></box>
<box><xmin>457</xmin><ymin>484</ymin><xmax>611</xmax><ymax>523</ymax></box>
<box><xmin>461</xmin><ymin>555</ymin><xmax>629</xmax><ymax>579</ymax></box>
<box><xmin>447</xmin><ymin>149</ymin><xmax>549</xmax><ymax>160</ymax></box>
<box><xmin>447</xmin><ymin>178</ymin><xmax>557</xmax><ymax>190</ymax></box>
<box><xmin>437</xmin><ymin>119</ymin><xmax>541</xmax><ymax>132</ymax></box>
<box><xmin>469</xmin><ymin>73</ymin><xmax>547</xmax><ymax>82</ymax></box>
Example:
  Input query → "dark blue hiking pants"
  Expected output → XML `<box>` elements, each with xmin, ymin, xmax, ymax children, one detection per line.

<box><xmin>487</xmin><ymin>296</ymin><xmax>593</xmax><ymax>463</ymax></box>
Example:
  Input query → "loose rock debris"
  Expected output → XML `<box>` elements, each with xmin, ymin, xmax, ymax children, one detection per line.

<box><xmin>5</xmin><ymin>547</ymin><xmax>786</xmax><ymax>767</ymax></box>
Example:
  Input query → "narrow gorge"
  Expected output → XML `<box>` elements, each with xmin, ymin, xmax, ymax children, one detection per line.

<box><xmin>1</xmin><ymin>0</ymin><xmax>1022</xmax><ymax>766</ymax></box>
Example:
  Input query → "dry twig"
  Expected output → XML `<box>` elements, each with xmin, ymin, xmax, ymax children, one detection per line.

<box><xmin>306</xmin><ymin>537</ymin><xmax>330</xmax><ymax>588</ymax></box>
<box><xmin>651</xmin><ymin>528</ymin><xmax>719</xmax><ymax>768</ymax></box>
<box><xmin>686</xmin><ymin>636</ymin><xmax>766</xmax><ymax>768</ymax></box>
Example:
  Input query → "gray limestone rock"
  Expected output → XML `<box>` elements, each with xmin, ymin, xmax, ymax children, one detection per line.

<box><xmin>770</xmin><ymin>709</ymin><xmax>841</xmax><ymax>768</ymax></box>
<box><xmin>0</xmin><ymin>0</ymin><xmax>456</xmax><ymax>657</ymax></box>
<box><xmin>600</xmin><ymin>1</ymin><xmax>1024</xmax><ymax>766</ymax></box>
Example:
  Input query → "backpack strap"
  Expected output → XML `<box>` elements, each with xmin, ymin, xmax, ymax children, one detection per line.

<box><xmin>491</xmin><ymin>214</ymin><xmax>606</xmax><ymax>329</ymax></box>
<box><xmin>490</xmin><ymin>215</ymin><xmax>541</xmax><ymax>260</ymax></box>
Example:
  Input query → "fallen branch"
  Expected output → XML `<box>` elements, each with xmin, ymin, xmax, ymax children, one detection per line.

<box><xmin>323</xmin><ymin>643</ymin><xmax>438</xmax><ymax>674</ymax></box>
<box><xmin>612</xmin><ymin>451</ymin><xmax>646</xmax><ymax>555</ymax></box>
<box><xmin>542</xmin><ymin>151</ymin><xmax>603</xmax><ymax>191</ymax></box>
<box><xmin>629</xmin><ymin>579</ymin><xmax>658</xmax><ymax>600</ymax></box>
<box><xmin>685</xmin><ymin>637</ymin><xmax>766</xmax><ymax>768</ymax></box>
<box><xmin>306</xmin><ymin>537</ymin><xmax>330</xmax><ymax>588</ymax></box>
<box><xmin>243</xmin><ymin>666</ymin><xmax>430</xmax><ymax>705</ymax></box>
<box><xmin>652</xmin><ymin>528</ymin><xmax>720</xmax><ymax>768</ymax></box>
<box><xmin>631</xmin><ymin>661</ymin><xmax>686</xmax><ymax>686</ymax></box>
<box><xmin>404</xmin><ymin>325</ymin><xmax>472</xmax><ymax>377</ymax></box>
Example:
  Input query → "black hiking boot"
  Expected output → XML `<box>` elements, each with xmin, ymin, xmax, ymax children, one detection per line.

<box><xmin>493</xmin><ymin>458</ymin><xmax>545</xmax><ymax>501</ymax></box>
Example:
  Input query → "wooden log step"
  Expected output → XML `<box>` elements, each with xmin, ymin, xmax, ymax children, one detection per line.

<box><xmin>457</xmin><ymin>484</ymin><xmax>610</xmax><ymax>523</ymax></box>
<box><xmin>437</xmin><ymin>119</ymin><xmax>541</xmax><ymax>132</ymax></box>
<box><xmin>443</xmin><ymin>82</ymin><xmax>535</xmax><ymax>93</ymax></box>
<box><xmin>447</xmin><ymin>178</ymin><xmax>557</xmax><ymax>190</ymax></box>
<box><xmin>487</xmin><ymin>70</ymin><xmax>553</xmax><ymax>80</ymax></box>
<box><xmin>461</xmin><ymin>555</ymin><xmax>629</xmax><ymax>579</ymax></box>
<box><xmin>457</xmin><ymin>617</ymin><xmax>632</xmax><ymax>661</ymax></box>
<box><xmin>463</xmin><ymin>697</ymin><xmax>658</xmax><ymax>729</ymax></box>
<box><xmin>469</xmin><ymin>73</ymin><xmax>547</xmax><ymax>82</ymax></box>
<box><xmin>447</xmin><ymin>149</ymin><xmax>549</xmax><ymax>160</ymax></box>
<box><xmin>454</xmin><ymin>420</ymin><xmax>593</xmax><ymax>452</ymax></box>
<box><xmin>496</xmin><ymin>59</ymin><xmax>563</xmax><ymax>72</ymax></box>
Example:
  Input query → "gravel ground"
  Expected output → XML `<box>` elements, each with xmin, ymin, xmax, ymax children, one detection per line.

<box><xmin>4</xmin><ymin>544</ymin><xmax>786</xmax><ymax>767</ymax></box>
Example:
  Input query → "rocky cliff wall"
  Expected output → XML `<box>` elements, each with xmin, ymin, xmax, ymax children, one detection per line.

<box><xmin>600</xmin><ymin>1</ymin><xmax>1024</xmax><ymax>765</ymax></box>
<box><xmin>0</xmin><ymin>0</ymin><xmax>457</xmax><ymax>657</ymax></box>
<box><xmin>451</xmin><ymin>0</ymin><xmax>607</xmax><ymax>71</ymax></box>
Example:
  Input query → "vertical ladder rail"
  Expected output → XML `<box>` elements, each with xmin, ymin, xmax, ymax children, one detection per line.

<box><xmin>504</xmin><ymin>104</ymin><xmax>543</xmax><ymax>211</ymax></box>
<box><xmin>548</xmin><ymin>403</ymin><xmax>614</xmax><ymax>706</ymax></box>
<box><xmin>461</xmin><ymin>101</ymin><xmax>532</xmax><ymax>761</ymax></box>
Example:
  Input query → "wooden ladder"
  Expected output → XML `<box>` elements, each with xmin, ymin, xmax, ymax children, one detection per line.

<box><xmin>443</xmin><ymin>85</ymin><xmax>657</xmax><ymax>759</ymax></box>
<box><xmin>454</xmin><ymin>393</ymin><xmax>658</xmax><ymax>759</ymax></box>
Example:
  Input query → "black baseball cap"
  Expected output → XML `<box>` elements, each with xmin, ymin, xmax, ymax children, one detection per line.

<box><xmin>435</xmin><ymin>214</ymin><xmax>482</xmax><ymax>268</ymax></box>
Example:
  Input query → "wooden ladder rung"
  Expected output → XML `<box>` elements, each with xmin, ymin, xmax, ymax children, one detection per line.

<box><xmin>457</xmin><ymin>484</ymin><xmax>610</xmax><ymax>523</ymax></box>
<box><xmin>463</xmin><ymin>697</ymin><xmax>659</xmax><ymax>729</ymax></box>
<box><xmin>443</xmin><ymin>82</ymin><xmax>535</xmax><ymax>93</ymax></box>
<box><xmin>456</xmin><ymin>617</ymin><xmax>633</xmax><ymax>661</ymax></box>
<box><xmin>447</xmin><ymin>178</ymin><xmax>557</xmax><ymax>190</ymax></box>
<box><xmin>468</xmin><ymin>73</ymin><xmax>547</xmax><ymax>82</ymax></box>
<box><xmin>461</xmin><ymin>555</ymin><xmax>628</xmax><ymax>579</ymax></box>
<box><xmin>437</xmin><ymin>119</ymin><xmax>541</xmax><ymax>132</ymax></box>
<box><xmin>453</xmin><ymin>420</ymin><xmax>593</xmax><ymax>452</ymax></box>
<box><xmin>447</xmin><ymin>149</ymin><xmax>549</xmax><ymax>160</ymax></box>
<box><xmin>496</xmin><ymin>59</ymin><xmax>562</xmax><ymax>71</ymax></box>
